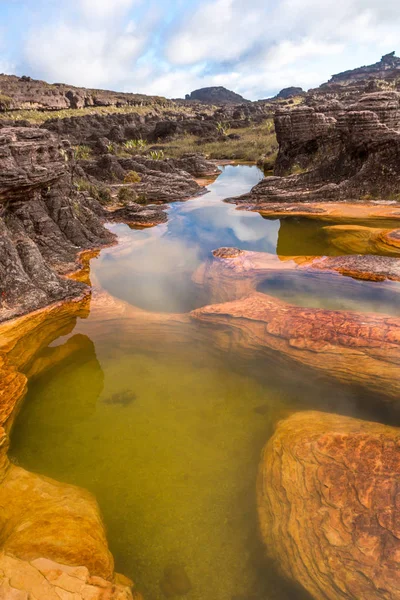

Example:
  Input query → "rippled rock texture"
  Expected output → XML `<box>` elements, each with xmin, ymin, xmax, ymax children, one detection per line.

<box><xmin>257</xmin><ymin>411</ymin><xmax>400</xmax><ymax>600</ymax></box>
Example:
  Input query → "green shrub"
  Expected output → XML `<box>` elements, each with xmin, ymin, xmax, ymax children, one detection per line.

<box><xmin>123</xmin><ymin>139</ymin><xmax>147</xmax><ymax>150</ymax></box>
<box><xmin>148</xmin><ymin>150</ymin><xmax>164</xmax><ymax>160</ymax></box>
<box><xmin>75</xmin><ymin>179</ymin><xmax>111</xmax><ymax>204</ymax></box>
<box><xmin>136</xmin><ymin>193</ymin><xmax>148</xmax><ymax>205</ymax></box>
<box><xmin>216</xmin><ymin>121</ymin><xmax>229</xmax><ymax>135</ymax></box>
<box><xmin>73</xmin><ymin>145</ymin><xmax>92</xmax><ymax>160</ymax></box>
<box><xmin>106</xmin><ymin>142</ymin><xmax>117</xmax><ymax>154</ymax></box>
<box><xmin>97</xmin><ymin>187</ymin><xmax>112</xmax><ymax>205</ymax></box>
<box><xmin>118</xmin><ymin>187</ymin><xmax>137</xmax><ymax>205</ymax></box>
<box><xmin>123</xmin><ymin>170</ymin><xmax>142</xmax><ymax>184</ymax></box>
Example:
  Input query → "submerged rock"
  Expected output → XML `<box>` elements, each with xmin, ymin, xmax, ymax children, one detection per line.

<box><xmin>103</xmin><ymin>390</ymin><xmax>137</xmax><ymax>406</ymax></box>
<box><xmin>257</xmin><ymin>411</ymin><xmax>400</xmax><ymax>600</ymax></box>
<box><xmin>160</xmin><ymin>564</ymin><xmax>192</xmax><ymax>597</ymax></box>
<box><xmin>190</xmin><ymin>292</ymin><xmax>400</xmax><ymax>402</ymax></box>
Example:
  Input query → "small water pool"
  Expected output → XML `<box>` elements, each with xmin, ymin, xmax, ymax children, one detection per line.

<box><xmin>10</xmin><ymin>165</ymin><xmax>400</xmax><ymax>600</ymax></box>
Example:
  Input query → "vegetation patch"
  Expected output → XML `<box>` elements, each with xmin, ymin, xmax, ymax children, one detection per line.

<box><xmin>0</xmin><ymin>94</ymin><xmax>12</xmax><ymax>111</ymax></box>
<box><xmin>73</xmin><ymin>145</ymin><xmax>92</xmax><ymax>160</ymax></box>
<box><xmin>124</xmin><ymin>171</ymin><xmax>142</xmax><ymax>184</ymax></box>
<box><xmin>118</xmin><ymin>187</ymin><xmax>137</xmax><ymax>205</ymax></box>
<box><xmin>75</xmin><ymin>178</ymin><xmax>112</xmax><ymax>205</ymax></box>
<box><xmin>150</xmin><ymin>120</ymin><xmax>278</xmax><ymax>164</ymax></box>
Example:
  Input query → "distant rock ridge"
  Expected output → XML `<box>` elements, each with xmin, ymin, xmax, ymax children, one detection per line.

<box><xmin>0</xmin><ymin>73</ymin><xmax>169</xmax><ymax>112</ymax></box>
<box><xmin>275</xmin><ymin>86</ymin><xmax>304</xmax><ymax>99</ymax></box>
<box><xmin>185</xmin><ymin>86</ymin><xmax>249</xmax><ymax>104</ymax></box>
<box><xmin>328</xmin><ymin>52</ymin><xmax>400</xmax><ymax>85</ymax></box>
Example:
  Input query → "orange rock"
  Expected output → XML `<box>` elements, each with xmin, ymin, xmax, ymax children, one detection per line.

<box><xmin>257</xmin><ymin>411</ymin><xmax>400</xmax><ymax>600</ymax></box>
<box><xmin>0</xmin><ymin>552</ymin><xmax>133</xmax><ymax>599</ymax></box>
<box><xmin>0</xmin><ymin>464</ymin><xmax>114</xmax><ymax>579</ymax></box>
<box><xmin>191</xmin><ymin>292</ymin><xmax>400</xmax><ymax>401</ymax></box>
<box><xmin>252</xmin><ymin>201</ymin><xmax>400</xmax><ymax>223</ymax></box>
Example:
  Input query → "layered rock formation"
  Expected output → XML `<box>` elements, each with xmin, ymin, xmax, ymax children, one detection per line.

<box><xmin>0</xmin><ymin>124</ymin><xmax>215</xmax><ymax>321</ymax></box>
<box><xmin>257</xmin><ymin>411</ymin><xmax>400</xmax><ymax>600</ymax></box>
<box><xmin>328</xmin><ymin>52</ymin><xmax>400</xmax><ymax>86</ymax></box>
<box><xmin>228</xmin><ymin>90</ymin><xmax>400</xmax><ymax>203</ymax></box>
<box><xmin>0</xmin><ymin>127</ymin><xmax>115</xmax><ymax>322</ymax></box>
<box><xmin>80</xmin><ymin>153</ymin><xmax>210</xmax><ymax>202</ymax></box>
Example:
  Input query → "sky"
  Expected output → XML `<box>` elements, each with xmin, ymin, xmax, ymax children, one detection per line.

<box><xmin>0</xmin><ymin>0</ymin><xmax>399</xmax><ymax>100</ymax></box>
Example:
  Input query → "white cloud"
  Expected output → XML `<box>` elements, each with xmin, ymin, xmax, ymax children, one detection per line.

<box><xmin>79</xmin><ymin>0</ymin><xmax>137</xmax><ymax>21</ymax></box>
<box><xmin>19</xmin><ymin>0</ymin><xmax>400</xmax><ymax>100</ymax></box>
<box><xmin>25</xmin><ymin>23</ymin><xmax>146</xmax><ymax>87</ymax></box>
<box><xmin>163</xmin><ymin>0</ymin><xmax>400</xmax><ymax>98</ymax></box>
<box><xmin>24</xmin><ymin>1</ymin><xmax>152</xmax><ymax>88</ymax></box>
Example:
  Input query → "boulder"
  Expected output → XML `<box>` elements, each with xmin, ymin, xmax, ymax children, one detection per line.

<box><xmin>257</xmin><ymin>411</ymin><xmax>400</xmax><ymax>600</ymax></box>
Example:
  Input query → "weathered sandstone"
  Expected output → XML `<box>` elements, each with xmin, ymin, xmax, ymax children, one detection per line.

<box><xmin>81</xmin><ymin>153</ymin><xmax>207</xmax><ymax>203</ymax></box>
<box><xmin>0</xmin><ymin>554</ymin><xmax>134</xmax><ymax>600</ymax></box>
<box><xmin>258</xmin><ymin>411</ymin><xmax>400</xmax><ymax>600</ymax></box>
<box><xmin>0</xmin><ymin>73</ymin><xmax>168</xmax><ymax>112</ymax></box>
<box><xmin>0</xmin><ymin>127</ymin><xmax>115</xmax><ymax>322</ymax></box>
<box><xmin>246</xmin><ymin>201</ymin><xmax>400</xmax><ymax>222</ymax></box>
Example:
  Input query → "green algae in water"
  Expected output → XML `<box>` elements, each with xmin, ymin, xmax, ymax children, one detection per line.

<box><xmin>11</xmin><ymin>333</ymin><xmax>380</xmax><ymax>600</ymax></box>
<box><xmin>11</xmin><ymin>342</ymin><xmax>306</xmax><ymax>600</ymax></box>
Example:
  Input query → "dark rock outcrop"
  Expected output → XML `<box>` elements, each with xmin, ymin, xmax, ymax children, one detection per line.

<box><xmin>80</xmin><ymin>153</ymin><xmax>209</xmax><ymax>203</ymax></box>
<box><xmin>258</xmin><ymin>410</ymin><xmax>400</xmax><ymax>600</ymax></box>
<box><xmin>185</xmin><ymin>86</ymin><xmax>248</xmax><ymax>104</ymax></box>
<box><xmin>275</xmin><ymin>87</ymin><xmax>304</xmax><ymax>99</ymax></box>
<box><xmin>0</xmin><ymin>127</ymin><xmax>115</xmax><ymax>322</ymax></box>
<box><xmin>0</xmin><ymin>126</ymin><xmax>215</xmax><ymax>321</ymax></box>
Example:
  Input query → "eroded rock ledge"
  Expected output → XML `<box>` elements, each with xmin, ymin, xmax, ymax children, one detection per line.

<box><xmin>193</xmin><ymin>247</ymin><xmax>400</xmax><ymax>306</ymax></box>
<box><xmin>257</xmin><ymin>411</ymin><xmax>400</xmax><ymax>600</ymax></box>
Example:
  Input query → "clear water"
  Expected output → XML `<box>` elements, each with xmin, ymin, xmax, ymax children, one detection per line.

<box><xmin>10</xmin><ymin>165</ymin><xmax>400</xmax><ymax>600</ymax></box>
